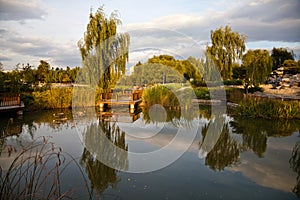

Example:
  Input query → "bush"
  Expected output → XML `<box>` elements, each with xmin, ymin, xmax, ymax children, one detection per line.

<box><xmin>194</xmin><ymin>87</ymin><xmax>210</xmax><ymax>100</ymax></box>
<box><xmin>20</xmin><ymin>93</ymin><xmax>35</xmax><ymax>107</ymax></box>
<box><xmin>223</xmin><ymin>79</ymin><xmax>243</xmax><ymax>86</ymax></box>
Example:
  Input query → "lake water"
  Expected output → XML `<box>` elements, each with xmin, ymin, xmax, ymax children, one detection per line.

<box><xmin>0</xmin><ymin>106</ymin><xmax>299</xmax><ymax>199</ymax></box>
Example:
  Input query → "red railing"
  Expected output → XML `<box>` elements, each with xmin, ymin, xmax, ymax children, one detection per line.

<box><xmin>0</xmin><ymin>94</ymin><xmax>21</xmax><ymax>107</ymax></box>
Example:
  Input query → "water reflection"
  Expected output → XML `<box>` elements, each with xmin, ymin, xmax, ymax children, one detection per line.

<box><xmin>201</xmin><ymin>122</ymin><xmax>240</xmax><ymax>171</ymax></box>
<box><xmin>80</xmin><ymin>147</ymin><xmax>120</xmax><ymax>194</ymax></box>
<box><xmin>290</xmin><ymin>141</ymin><xmax>300</xmax><ymax>197</ymax></box>
<box><xmin>230</xmin><ymin>117</ymin><xmax>300</xmax><ymax>157</ymax></box>
<box><xmin>78</xmin><ymin>120</ymin><xmax>128</xmax><ymax>196</ymax></box>
<box><xmin>200</xmin><ymin>117</ymin><xmax>300</xmax><ymax>171</ymax></box>
<box><xmin>0</xmin><ymin>108</ymin><xmax>300</xmax><ymax>197</ymax></box>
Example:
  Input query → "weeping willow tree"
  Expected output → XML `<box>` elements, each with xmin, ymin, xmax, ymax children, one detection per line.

<box><xmin>206</xmin><ymin>25</ymin><xmax>246</xmax><ymax>80</ymax></box>
<box><xmin>242</xmin><ymin>49</ymin><xmax>273</xmax><ymax>93</ymax></box>
<box><xmin>77</xmin><ymin>7</ymin><xmax>130</xmax><ymax>92</ymax></box>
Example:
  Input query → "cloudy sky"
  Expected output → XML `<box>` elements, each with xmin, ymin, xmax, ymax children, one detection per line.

<box><xmin>0</xmin><ymin>0</ymin><xmax>299</xmax><ymax>70</ymax></box>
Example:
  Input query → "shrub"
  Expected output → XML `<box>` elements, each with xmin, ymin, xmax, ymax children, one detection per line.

<box><xmin>20</xmin><ymin>93</ymin><xmax>35</xmax><ymax>108</ymax></box>
<box><xmin>194</xmin><ymin>87</ymin><xmax>210</xmax><ymax>100</ymax></box>
<box><xmin>223</xmin><ymin>79</ymin><xmax>243</xmax><ymax>86</ymax></box>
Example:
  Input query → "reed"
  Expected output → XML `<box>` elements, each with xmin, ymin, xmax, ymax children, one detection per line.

<box><xmin>32</xmin><ymin>88</ymin><xmax>73</xmax><ymax>109</ymax></box>
<box><xmin>142</xmin><ymin>85</ymin><xmax>180</xmax><ymax>107</ymax></box>
<box><xmin>0</xmin><ymin>136</ymin><xmax>92</xmax><ymax>200</ymax></box>
<box><xmin>236</xmin><ymin>97</ymin><xmax>300</xmax><ymax>119</ymax></box>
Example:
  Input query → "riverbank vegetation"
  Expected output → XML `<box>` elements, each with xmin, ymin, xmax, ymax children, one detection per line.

<box><xmin>235</xmin><ymin>98</ymin><xmax>300</xmax><ymax>119</ymax></box>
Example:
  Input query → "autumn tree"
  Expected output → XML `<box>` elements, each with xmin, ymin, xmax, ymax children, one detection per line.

<box><xmin>271</xmin><ymin>47</ymin><xmax>295</xmax><ymax>70</ymax></box>
<box><xmin>242</xmin><ymin>49</ymin><xmax>273</xmax><ymax>93</ymax></box>
<box><xmin>206</xmin><ymin>25</ymin><xmax>246</xmax><ymax>80</ymax></box>
<box><xmin>77</xmin><ymin>7</ymin><xmax>130</xmax><ymax>91</ymax></box>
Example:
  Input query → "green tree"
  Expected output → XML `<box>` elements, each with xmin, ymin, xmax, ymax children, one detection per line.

<box><xmin>242</xmin><ymin>49</ymin><xmax>273</xmax><ymax>93</ymax></box>
<box><xmin>20</xmin><ymin>63</ymin><xmax>35</xmax><ymax>91</ymax></box>
<box><xmin>232</xmin><ymin>65</ymin><xmax>246</xmax><ymax>80</ymax></box>
<box><xmin>271</xmin><ymin>47</ymin><xmax>295</xmax><ymax>70</ymax></box>
<box><xmin>78</xmin><ymin>7</ymin><xmax>130</xmax><ymax>91</ymax></box>
<box><xmin>36</xmin><ymin>60</ymin><xmax>50</xmax><ymax>83</ymax></box>
<box><xmin>147</xmin><ymin>55</ymin><xmax>203</xmax><ymax>84</ymax></box>
<box><xmin>206</xmin><ymin>25</ymin><xmax>246</xmax><ymax>80</ymax></box>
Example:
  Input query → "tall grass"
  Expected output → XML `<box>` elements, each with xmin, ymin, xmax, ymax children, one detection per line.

<box><xmin>32</xmin><ymin>88</ymin><xmax>73</xmax><ymax>109</ymax></box>
<box><xmin>0</xmin><ymin>136</ymin><xmax>92</xmax><ymax>200</ymax></box>
<box><xmin>236</xmin><ymin>97</ymin><xmax>300</xmax><ymax>119</ymax></box>
<box><xmin>142</xmin><ymin>85</ymin><xmax>180</xmax><ymax>107</ymax></box>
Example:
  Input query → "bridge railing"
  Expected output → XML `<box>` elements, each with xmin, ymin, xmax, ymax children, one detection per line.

<box><xmin>0</xmin><ymin>94</ymin><xmax>21</xmax><ymax>107</ymax></box>
<box><xmin>100</xmin><ymin>90</ymin><xmax>143</xmax><ymax>101</ymax></box>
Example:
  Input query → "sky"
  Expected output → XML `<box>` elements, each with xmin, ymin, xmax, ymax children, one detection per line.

<box><xmin>0</xmin><ymin>0</ymin><xmax>299</xmax><ymax>70</ymax></box>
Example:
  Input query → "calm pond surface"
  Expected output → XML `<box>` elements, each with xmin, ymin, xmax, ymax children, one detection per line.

<box><xmin>0</xmin><ymin>106</ymin><xmax>299</xmax><ymax>199</ymax></box>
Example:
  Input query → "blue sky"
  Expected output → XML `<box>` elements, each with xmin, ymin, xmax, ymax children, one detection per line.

<box><xmin>0</xmin><ymin>0</ymin><xmax>299</xmax><ymax>70</ymax></box>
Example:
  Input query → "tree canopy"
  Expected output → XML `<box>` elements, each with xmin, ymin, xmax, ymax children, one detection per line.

<box><xmin>271</xmin><ymin>47</ymin><xmax>295</xmax><ymax>70</ymax></box>
<box><xmin>206</xmin><ymin>25</ymin><xmax>246</xmax><ymax>80</ymax></box>
<box><xmin>122</xmin><ymin>55</ymin><xmax>204</xmax><ymax>86</ymax></box>
<box><xmin>77</xmin><ymin>7</ymin><xmax>130</xmax><ymax>90</ymax></box>
<box><xmin>242</xmin><ymin>49</ymin><xmax>273</xmax><ymax>92</ymax></box>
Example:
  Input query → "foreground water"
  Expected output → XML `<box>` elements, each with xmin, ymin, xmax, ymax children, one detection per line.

<box><xmin>0</xmin><ymin>107</ymin><xmax>299</xmax><ymax>199</ymax></box>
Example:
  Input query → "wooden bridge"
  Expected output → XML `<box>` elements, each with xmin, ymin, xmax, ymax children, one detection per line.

<box><xmin>97</xmin><ymin>90</ymin><xmax>143</xmax><ymax>113</ymax></box>
<box><xmin>0</xmin><ymin>94</ymin><xmax>25</xmax><ymax>115</ymax></box>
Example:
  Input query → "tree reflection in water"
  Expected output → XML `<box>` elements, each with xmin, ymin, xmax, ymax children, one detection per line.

<box><xmin>80</xmin><ymin>121</ymin><xmax>128</xmax><ymax>195</ymax></box>
<box><xmin>230</xmin><ymin>118</ymin><xmax>300</xmax><ymax>158</ymax></box>
<box><xmin>290</xmin><ymin>141</ymin><xmax>300</xmax><ymax>197</ymax></box>
<box><xmin>200</xmin><ymin>116</ymin><xmax>300</xmax><ymax>173</ymax></box>
<box><xmin>201</xmin><ymin>122</ymin><xmax>240</xmax><ymax>171</ymax></box>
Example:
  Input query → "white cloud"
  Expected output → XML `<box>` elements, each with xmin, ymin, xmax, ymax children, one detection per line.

<box><xmin>1</xmin><ymin>0</ymin><xmax>300</xmax><ymax>69</ymax></box>
<box><xmin>0</xmin><ymin>29</ymin><xmax>81</xmax><ymax>69</ymax></box>
<box><xmin>120</xmin><ymin>0</ymin><xmax>300</xmax><ymax>62</ymax></box>
<box><xmin>123</xmin><ymin>0</ymin><xmax>300</xmax><ymax>42</ymax></box>
<box><xmin>0</xmin><ymin>0</ymin><xmax>47</xmax><ymax>21</ymax></box>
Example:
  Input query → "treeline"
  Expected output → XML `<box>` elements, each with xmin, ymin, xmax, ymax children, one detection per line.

<box><xmin>0</xmin><ymin>60</ymin><xmax>79</xmax><ymax>93</ymax></box>
<box><xmin>118</xmin><ymin>55</ymin><xmax>204</xmax><ymax>86</ymax></box>
<box><xmin>119</xmin><ymin>46</ymin><xmax>299</xmax><ymax>89</ymax></box>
